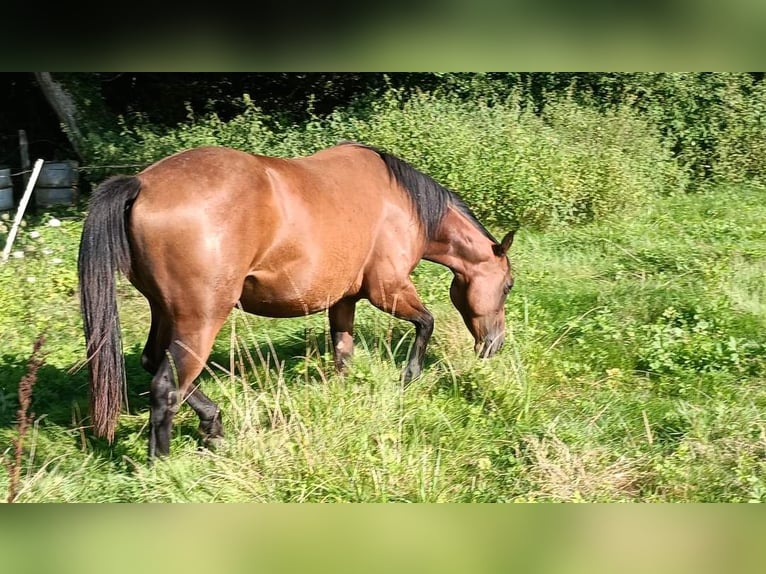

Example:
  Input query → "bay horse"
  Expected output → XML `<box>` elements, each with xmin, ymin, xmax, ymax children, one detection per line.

<box><xmin>78</xmin><ymin>142</ymin><xmax>515</xmax><ymax>459</ymax></box>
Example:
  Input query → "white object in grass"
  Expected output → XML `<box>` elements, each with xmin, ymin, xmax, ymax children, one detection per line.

<box><xmin>1</xmin><ymin>159</ymin><xmax>44</xmax><ymax>263</ymax></box>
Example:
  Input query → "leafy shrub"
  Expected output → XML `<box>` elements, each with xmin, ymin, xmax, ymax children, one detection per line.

<box><xmin>637</xmin><ymin>304</ymin><xmax>764</xmax><ymax>377</ymax></box>
<box><xmin>81</xmin><ymin>89</ymin><xmax>685</xmax><ymax>231</ymax></box>
<box><xmin>614</xmin><ymin>73</ymin><xmax>766</xmax><ymax>186</ymax></box>
<box><xmin>81</xmin><ymin>95</ymin><xmax>277</xmax><ymax>182</ymax></box>
<box><xmin>295</xmin><ymin>90</ymin><xmax>685</xmax><ymax>228</ymax></box>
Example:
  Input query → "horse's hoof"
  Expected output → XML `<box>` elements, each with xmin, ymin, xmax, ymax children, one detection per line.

<box><xmin>401</xmin><ymin>368</ymin><xmax>420</xmax><ymax>387</ymax></box>
<box><xmin>203</xmin><ymin>436</ymin><xmax>225</xmax><ymax>451</ymax></box>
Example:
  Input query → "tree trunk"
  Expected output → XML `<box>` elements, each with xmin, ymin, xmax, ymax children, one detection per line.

<box><xmin>33</xmin><ymin>72</ymin><xmax>84</xmax><ymax>161</ymax></box>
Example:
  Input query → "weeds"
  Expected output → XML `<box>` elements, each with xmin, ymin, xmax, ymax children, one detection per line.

<box><xmin>1</xmin><ymin>182</ymin><xmax>765</xmax><ymax>502</ymax></box>
<box><xmin>4</xmin><ymin>335</ymin><xmax>45</xmax><ymax>503</ymax></box>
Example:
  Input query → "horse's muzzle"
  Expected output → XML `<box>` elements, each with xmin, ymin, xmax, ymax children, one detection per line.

<box><xmin>475</xmin><ymin>334</ymin><xmax>505</xmax><ymax>359</ymax></box>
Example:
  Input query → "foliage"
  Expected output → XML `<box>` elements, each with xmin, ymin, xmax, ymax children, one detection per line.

<box><xmin>69</xmin><ymin>72</ymin><xmax>766</xmax><ymax>189</ymax></box>
<box><xmin>428</xmin><ymin>72</ymin><xmax>766</xmax><ymax>186</ymax></box>
<box><xmin>519</xmin><ymin>73</ymin><xmax>766</xmax><ymax>186</ymax></box>
<box><xmin>81</xmin><ymin>88</ymin><xmax>685</xmax><ymax>230</ymax></box>
<box><xmin>5</xmin><ymin>72</ymin><xmax>766</xmax><ymax>193</ymax></box>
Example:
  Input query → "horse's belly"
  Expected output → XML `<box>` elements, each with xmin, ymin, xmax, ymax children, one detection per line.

<box><xmin>238</xmin><ymin>272</ymin><xmax>357</xmax><ymax>318</ymax></box>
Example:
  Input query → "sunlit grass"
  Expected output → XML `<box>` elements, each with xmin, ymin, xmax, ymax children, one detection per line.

<box><xmin>1</xmin><ymin>186</ymin><xmax>765</xmax><ymax>502</ymax></box>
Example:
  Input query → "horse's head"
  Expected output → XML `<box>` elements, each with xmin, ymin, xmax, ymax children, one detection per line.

<box><xmin>449</xmin><ymin>230</ymin><xmax>515</xmax><ymax>358</ymax></box>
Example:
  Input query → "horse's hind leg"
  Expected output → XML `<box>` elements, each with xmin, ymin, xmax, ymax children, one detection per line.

<box><xmin>142</xmin><ymin>304</ymin><xmax>225</xmax><ymax>451</ymax></box>
<box><xmin>141</xmin><ymin>303</ymin><xmax>170</xmax><ymax>375</ymax></box>
<box><xmin>148</xmin><ymin>356</ymin><xmax>181</xmax><ymax>459</ymax></box>
<box><xmin>148</xmin><ymin>313</ymin><xmax>229</xmax><ymax>459</ymax></box>
<box><xmin>185</xmin><ymin>389</ymin><xmax>223</xmax><ymax>448</ymax></box>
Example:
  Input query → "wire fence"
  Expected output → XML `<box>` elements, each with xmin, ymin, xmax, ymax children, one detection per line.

<box><xmin>9</xmin><ymin>164</ymin><xmax>145</xmax><ymax>178</ymax></box>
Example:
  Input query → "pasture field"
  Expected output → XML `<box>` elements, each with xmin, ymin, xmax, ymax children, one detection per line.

<box><xmin>0</xmin><ymin>184</ymin><xmax>764</xmax><ymax>502</ymax></box>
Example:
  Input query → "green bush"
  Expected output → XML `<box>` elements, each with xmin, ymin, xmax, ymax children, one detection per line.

<box><xmin>637</xmin><ymin>303</ymin><xmax>764</xmax><ymax>378</ymax></box>
<box><xmin>81</xmin><ymin>95</ymin><xmax>277</xmax><ymax>181</ymax></box>
<box><xmin>287</xmin><ymin>90</ymin><xmax>685</xmax><ymax>228</ymax></box>
<box><xmin>81</xmin><ymin>89</ymin><xmax>685</xmax><ymax>231</ymax></box>
<box><xmin>612</xmin><ymin>73</ymin><xmax>766</xmax><ymax>186</ymax></box>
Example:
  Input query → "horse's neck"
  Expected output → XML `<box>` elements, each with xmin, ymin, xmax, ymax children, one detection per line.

<box><xmin>423</xmin><ymin>206</ymin><xmax>494</xmax><ymax>275</ymax></box>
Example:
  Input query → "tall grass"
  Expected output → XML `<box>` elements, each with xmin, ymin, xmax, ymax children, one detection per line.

<box><xmin>1</xmin><ymin>184</ymin><xmax>764</xmax><ymax>502</ymax></box>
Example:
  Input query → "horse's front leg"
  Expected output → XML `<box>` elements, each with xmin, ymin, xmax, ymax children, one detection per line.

<box><xmin>329</xmin><ymin>297</ymin><xmax>357</xmax><ymax>373</ymax></box>
<box><xmin>402</xmin><ymin>308</ymin><xmax>434</xmax><ymax>383</ymax></box>
<box><xmin>367</xmin><ymin>281</ymin><xmax>434</xmax><ymax>385</ymax></box>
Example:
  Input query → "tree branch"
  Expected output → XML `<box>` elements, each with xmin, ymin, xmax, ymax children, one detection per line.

<box><xmin>33</xmin><ymin>72</ymin><xmax>84</xmax><ymax>161</ymax></box>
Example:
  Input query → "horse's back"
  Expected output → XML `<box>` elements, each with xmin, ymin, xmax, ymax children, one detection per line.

<box><xmin>134</xmin><ymin>144</ymin><xmax>391</xmax><ymax>215</ymax></box>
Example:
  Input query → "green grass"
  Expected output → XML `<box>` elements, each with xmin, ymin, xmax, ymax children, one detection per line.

<box><xmin>1</xmin><ymin>185</ymin><xmax>765</xmax><ymax>502</ymax></box>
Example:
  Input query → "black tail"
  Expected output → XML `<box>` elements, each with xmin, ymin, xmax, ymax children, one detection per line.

<box><xmin>78</xmin><ymin>175</ymin><xmax>141</xmax><ymax>442</ymax></box>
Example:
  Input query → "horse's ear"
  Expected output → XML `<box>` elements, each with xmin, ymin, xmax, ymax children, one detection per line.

<box><xmin>492</xmin><ymin>230</ymin><xmax>516</xmax><ymax>257</ymax></box>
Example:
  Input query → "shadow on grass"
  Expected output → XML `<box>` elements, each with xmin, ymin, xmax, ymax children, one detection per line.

<box><xmin>0</xmin><ymin>315</ymin><xmax>439</xmax><ymax>466</ymax></box>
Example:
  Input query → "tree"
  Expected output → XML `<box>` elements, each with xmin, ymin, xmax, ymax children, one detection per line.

<box><xmin>33</xmin><ymin>72</ymin><xmax>84</xmax><ymax>161</ymax></box>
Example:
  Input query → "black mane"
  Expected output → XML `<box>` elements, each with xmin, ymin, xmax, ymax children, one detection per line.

<box><xmin>344</xmin><ymin>142</ymin><xmax>497</xmax><ymax>243</ymax></box>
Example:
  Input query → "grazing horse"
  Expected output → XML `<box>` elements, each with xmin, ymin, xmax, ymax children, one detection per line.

<box><xmin>78</xmin><ymin>142</ymin><xmax>515</xmax><ymax>458</ymax></box>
